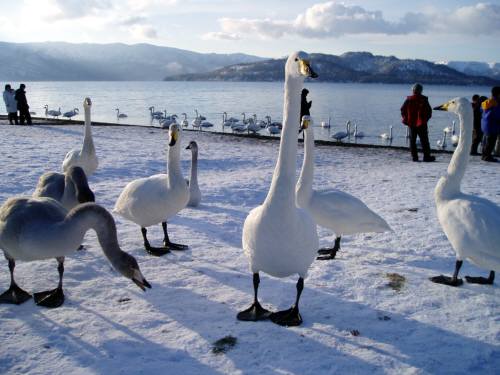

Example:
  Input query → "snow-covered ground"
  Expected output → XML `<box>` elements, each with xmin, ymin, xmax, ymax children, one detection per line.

<box><xmin>0</xmin><ymin>123</ymin><xmax>499</xmax><ymax>375</ymax></box>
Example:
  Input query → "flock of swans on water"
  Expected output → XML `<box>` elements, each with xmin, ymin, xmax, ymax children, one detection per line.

<box><xmin>0</xmin><ymin>52</ymin><xmax>498</xmax><ymax>327</ymax></box>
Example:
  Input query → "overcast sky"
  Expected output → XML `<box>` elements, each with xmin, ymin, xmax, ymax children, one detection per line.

<box><xmin>0</xmin><ymin>0</ymin><xmax>499</xmax><ymax>62</ymax></box>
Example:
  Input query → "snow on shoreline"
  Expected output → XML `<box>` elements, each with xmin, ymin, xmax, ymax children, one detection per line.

<box><xmin>0</xmin><ymin>123</ymin><xmax>499</xmax><ymax>375</ymax></box>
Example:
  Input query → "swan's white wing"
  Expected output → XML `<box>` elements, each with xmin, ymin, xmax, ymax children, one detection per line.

<box><xmin>309</xmin><ymin>189</ymin><xmax>391</xmax><ymax>235</ymax></box>
<box><xmin>438</xmin><ymin>195</ymin><xmax>500</xmax><ymax>271</ymax></box>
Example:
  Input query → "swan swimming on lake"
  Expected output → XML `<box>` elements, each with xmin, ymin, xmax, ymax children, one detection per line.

<box><xmin>116</xmin><ymin>108</ymin><xmax>128</xmax><ymax>119</ymax></box>
<box><xmin>63</xmin><ymin>108</ymin><xmax>79</xmax><ymax>120</ymax></box>
<box><xmin>0</xmin><ymin>198</ymin><xmax>150</xmax><ymax>307</ymax></box>
<box><xmin>430</xmin><ymin>97</ymin><xmax>500</xmax><ymax>287</ymax></box>
<box><xmin>237</xmin><ymin>51</ymin><xmax>319</xmax><ymax>327</ymax></box>
<box><xmin>62</xmin><ymin>98</ymin><xmax>98</xmax><ymax>177</ymax></box>
<box><xmin>380</xmin><ymin>125</ymin><xmax>393</xmax><ymax>141</ymax></box>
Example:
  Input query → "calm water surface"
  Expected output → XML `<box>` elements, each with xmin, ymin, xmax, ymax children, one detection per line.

<box><xmin>5</xmin><ymin>81</ymin><xmax>491</xmax><ymax>148</ymax></box>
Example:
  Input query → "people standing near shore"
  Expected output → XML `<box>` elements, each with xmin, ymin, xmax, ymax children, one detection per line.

<box><xmin>480</xmin><ymin>86</ymin><xmax>500</xmax><ymax>162</ymax></box>
<box><xmin>15</xmin><ymin>83</ymin><xmax>32</xmax><ymax>125</ymax></box>
<box><xmin>471</xmin><ymin>94</ymin><xmax>485</xmax><ymax>155</ymax></box>
<box><xmin>400</xmin><ymin>83</ymin><xmax>435</xmax><ymax>162</ymax></box>
<box><xmin>2</xmin><ymin>84</ymin><xmax>18</xmax><ymax>125</ymax></box>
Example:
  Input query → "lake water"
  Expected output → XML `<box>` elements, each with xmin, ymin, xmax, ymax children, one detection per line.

<box><xmin>5</xmin><ymin>81</ymin><xmax>491</xmax><ymax>148</ymax></box>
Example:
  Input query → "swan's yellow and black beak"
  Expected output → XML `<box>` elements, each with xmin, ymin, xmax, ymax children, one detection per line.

<box><xmin>300</xmin><ymin>115</ymin><xmax>311</xmax><ymax>133</ymax></box>
<box><xmin>434</xmin><ymin>101</ymin><xmax>450</xmax><ymax>111</ymax></box>
<box><xmin>169</xmin><ymin>128</ymin><xmax>179</xmax><ymax>146</ymax></box>
<box><xmin>84</xmin><ymin>97</ymin><xmax>92</xmax><ymax>106</ymax></box>
<box><xmin>299</xmin><ymin>59</ymin><xmax>318</xmax><ymax>78</ymax></box>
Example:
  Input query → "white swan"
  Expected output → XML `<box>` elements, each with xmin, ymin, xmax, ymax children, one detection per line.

<box><xmin>297</xmin><ymin>116</ymin><xmax>391</xmax><ymax>260</ymax></box>
<box><xmin>247</xmin><ymin>116</ymin><xmax>261</xmax><ymax>134</ymax></box>
<box><xmin>62</xmin><ymin>98</ymin><xmax>98</xmax><ymax>177</ymax></box>
<box><xmin>114</xmin><ymin>124</ymin><xmax>189</xmax><ymax>256</ymax></box>
<box><xmin>149</xmin><ymin>106</ymin><xmax>164</xmax><ymax>119</ymax></box>
<box><xmin>34</xmin><ymin>166</ymin><xmax>95</xmax><ymax>211</ymax></box>
<box><xmin>0</xmin><ymin>198</ymin><xmax>150</xmax><ymax>307</ymax></box>
<box><xmin>380</xmin><ymin>125</ymin><xmax>393</xmax><ymax>140</ymax></box>
<box><xmin>253</xmin><ymin>114</ymin><xmax>267</xmax><ymax>129</ymax></box>
<box><xmin>186</xmin><ymin>141</ymin><xmax>201</xmax><ymax>207</ymax></box>
<box><xmin>265</xmin><ymin>116</ymin><xmax>280</xmax><ymax>135</ymax></box>
<box><xmin>353</xmin><ymin>122</ymin><xmax>364</xmax><ymax>138</ymax></box>
<box><xmin>320</xmin><ymin>116</ymin><xmax>331</xmax><ymax>128</ymax></box>
<box><xmin>116</xmin><ymin>108</ymin><xmax>128</xmax><ymax>119</ymax></box>
<box><xmin>191</xmin><ymin>109</ymin><xmax>202</xmax><ymax>128</ymax></box>
<box><xmin>180</xmin><ymin>113</ymin><xmax>189</xmax><ymax>128</ymax></box>
<box><xmin>44</xmin><ymin>105</ymin><xmax>61</xmax><ymax>119</ymax></box>
<box><xmin>237</xmin><ymin>51</ymin><xmax>319</xmax><ymax>327</ymax></box>
<box><xmin>436</xmin><ymin>130</ymin><xmax>447</xmax><ymax>149</ymax></box>
<box><xmin>331</xmin><ymin>121</ymin><xmax>350</xmax><ymax>141</ymax></box>
<box><xmin>63</xmin><ymin>108</ymin><xmax>79</xmax><ymax>120</ymax></box>
<box><xmin>160</xmin><ymin>114</ymin><xmax>177</xmax><ymax>129</ymax></box>
<box><xmin>430</xmin><ymin>97</ymin><xmax>500</xmax><ymax>287</ymax></box>
<box><xmin>443</xmin><ymin>120</ymin><xmax>455</xmax><ymax>134</ymax></box>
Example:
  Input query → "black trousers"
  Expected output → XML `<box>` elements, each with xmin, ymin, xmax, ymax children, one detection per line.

<box><xmin>482</xmin><ymin>134</ymin><xmax>498</xmax><ymax>160</ymax></box>
<box><xmin>19</xmin><ymin>108</ymin><xmax>32</xmax><ymax>125</ymax></box>
<box><xmin>8</xmin><ymin>112</ymin><xmax>18</xmax><ymax>125</ymax></box>
<box><xmin>409</xmin><ymin>125</ymin><xmax>432</xmax><ymax>160</ymax></box>
<box><xmin>471</xmin><ymin>127</ymin><xmax>483</xmax><ymax>154</ymax></box>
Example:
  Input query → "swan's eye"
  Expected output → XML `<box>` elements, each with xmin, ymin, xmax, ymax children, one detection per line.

<box><xmin>295</xmin><ymin>58</ymin><xmax>298</xmax><ymax>62</ymax></box>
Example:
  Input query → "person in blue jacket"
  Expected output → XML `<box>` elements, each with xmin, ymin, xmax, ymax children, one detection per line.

<box><xmin>481</xmin><ymin>86</ymin><xmax>500</xmax><ymax>162</ymax></box>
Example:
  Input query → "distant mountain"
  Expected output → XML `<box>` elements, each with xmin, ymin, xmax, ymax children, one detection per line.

<box><xmin>164</xmin><ymin>52</ymin><xmax>500</xmax><ymax>86</ymax></box>
<box><xmin>0</xmin><ymin>41</ymin><xmax>264</xmax><ymax>81</ymax></box>
<box><xmin>437</xmin><ymin>60</ymin><xmax>500</xmax><ymax>79</ymax></box>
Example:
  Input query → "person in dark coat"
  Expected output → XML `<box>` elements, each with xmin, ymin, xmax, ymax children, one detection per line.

<box><xmin>300</xmin><ymin>88</ymin><xmax>311</xmax><ymax>121</ymax></box>
<box><xmin>400</xmin><ymin>83</ymin><xmax>435</xmax><ymax>162</ymax></box>
<box><xmin>15</xmin><ymin>83</ymin><xmax>32</xmax><ymax>125</ymax></box>
<box><xmin>471</xmin><ymin>95</ymin><xmax>486</xmax><ymax>155</ymax></box>
<box><xmin>481</xmin><ymin>86</ymin><xmax>500</xmax><ymax>162</ymax></box>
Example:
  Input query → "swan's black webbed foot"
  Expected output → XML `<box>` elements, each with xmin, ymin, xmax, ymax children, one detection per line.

<box><xmin>0</xmin><ymin>283</ymin><xmax>32</xmax><ymax>305</ymax></box>
<box><xmin>34</xmin><ymin>287</ymin><xmax>65</xmax><ymax>308</ymax></box>
<box><xmin>144</xmin><ymin>243</ymin><xmax>171</xmax><ymax>257</ymax></box>
<box><xmin>270</xmin><ymin>306</ymin><xmax>303</xmax><ymax>327</ymax></box>
<box><xmin>429</xmin><ymin>275</ymin><xmax>463</xmax><ymax>287</ymax></box>
<box><xmin>465</xmin><ymin>271</ymin><xmax>495</xmax><ymax>285</ymax></box>
<box><xmin>317</xmin><ymin>237</ymin><xmax>341</xmax><ymax>260</ymax></box>
<box><xmin>237</xmin><ymin>301</ymin><xmax>271</xmax><ymax>321</ymax></box>
<box><xmin>164</xmin><ymin>241</ymin><xmax>189</xmax><ymax>251</ymax></box>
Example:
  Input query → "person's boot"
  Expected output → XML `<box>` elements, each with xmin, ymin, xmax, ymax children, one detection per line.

<box><xmin>423</xmin><ymin>155</ymin><xmax>435</xmax><ymax>162</ymax></box>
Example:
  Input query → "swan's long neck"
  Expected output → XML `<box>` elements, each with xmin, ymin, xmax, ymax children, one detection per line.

<box><xmin>435</xmin><ymin>106</ymin><xmax>473</xmax><ymax>199</ymax></box>
<box><xmin>61</xmin><ymin>174</ymin><xmax>77</xmax><ymax>208</ymax></box>
<box><xmin>59</xmin><ymin>204</ymin><xmax>124</xmax><ymax>266</ymax></box>
<box><xmin>189</xmin><ymin>149</ymin><xmax>198</xmax><ymax>187</ymax></box>
<box><xmin>168</xmin><ymin>141</ymin><xmax>184</xmax><ymax>184</ymax></box>
<box><xmin>82</xmin><ymin>107</ymin><xmax>95</xmax><ymax>155</ymax></box>
<box><xmin>296</xmin><ymin>126</ymin><xmax>314</xmax><ymax>207</ymax></box>
<box><xmin>265</xmin><ymin>74</ymin><xmax>302</xmax><ymax>208</ymax></box>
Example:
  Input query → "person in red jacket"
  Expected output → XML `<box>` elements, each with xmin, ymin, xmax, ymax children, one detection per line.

<box><xmin>401</xmin><ymin>83</ymin><xmax>435</xmax><ymax>162</ymax></box>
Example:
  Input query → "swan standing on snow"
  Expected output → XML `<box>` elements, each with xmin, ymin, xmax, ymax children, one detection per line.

<box><xmin>430</xmin><ymin>97</ymin><xmax>500</xmax><ymax>287</ymax></box>
<box><xmin>114</xmin><ymin>124</ymin><xmax>189</xmax><ymax>256</ymax></box>
<box><xmin>297</xmin><ymin>116</ymin><xmax>391</xmax><ymax>260</ymax></box>
<box><xmin>0</xmin><ymin>198</ymin><xmax>150</xmax><ymax>307</ymax></box>
<box><xmin>34</xmin><ymin>166</ymin><xmax>95</xmax><ymax>211</ymax></box>
<box><xmin>237</xmin><ymin>51</ymin><xmax>318</xmax><ymax>327</ymax></box>
<box><xmin>62</xmin><ymin>98</ymin><xmax>98</xmax><ymax>177</ymax></box>
<box><xmin>186</xmin><ymin>141</ymin><xmax>201</xmax><ymax>207</ymax></box>
<box><xmin>63</xmin><ymin>108</ymin><xmax>79</xmax><ymax>120</ymax></box>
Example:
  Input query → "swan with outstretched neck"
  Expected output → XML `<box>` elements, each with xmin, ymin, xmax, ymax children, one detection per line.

<box><xmin>0</xmin><ymin>199</ymin><xmax>150</xmax><ymax>307</ymax></box>
<box><xmin>186</xmin><ymin>141</ymin><xmax>201</xmax><ymax>207</ymax></box>
<box><xmin>62</xmin><ymin>98</ymin><xmax>98</xmax><ymax>177</ymax></box>
<box><xmin>237</xmin><ymin>51</ymin><xmax>319</xmax><ymax>327</ymax></box>
<box><xmin>114</xmin><ymin>124</ymin><xmax>189</xmax><ymax>256</ymax></box>
<box><xmin>430</xmin><ymin>97</ymin><xmax>500</xmax><ymax>287</ymax></box>
<box><xmin>34</xmin><ymin>166</ymin><xmax>95</xmax><ymax>211</ymax></box>
<box><xmin>296</xmin><ymin>116</ymin><xmax>391</xmax><ymax>260</ymax></box>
